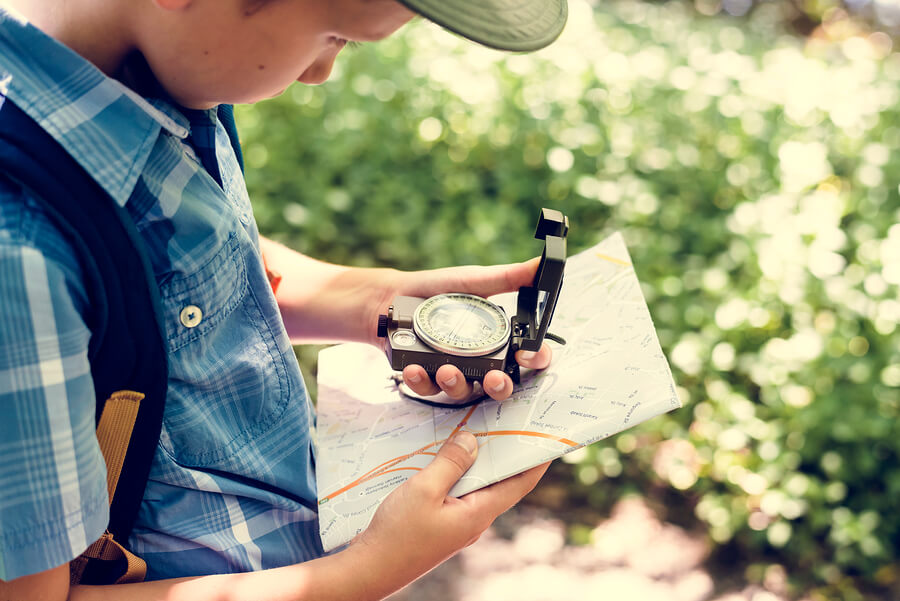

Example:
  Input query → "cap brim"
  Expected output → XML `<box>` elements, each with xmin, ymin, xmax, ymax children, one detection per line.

<box><xmin>397</xmin><ymin>0</ymin><xmax>568</xmax><ymax>52</ymax></box>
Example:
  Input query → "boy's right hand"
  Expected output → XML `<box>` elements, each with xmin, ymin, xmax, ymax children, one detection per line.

<box><xmin>348</xmin><ymin>431</ymin><xmax>550</xmax><ymax>598</ymax></box>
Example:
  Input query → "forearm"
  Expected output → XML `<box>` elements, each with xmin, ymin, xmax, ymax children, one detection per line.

<box><xmin>259</xmin><ymin>236</ymin><xmax>397</xmax><ymax>345</ymax></box>
<box><xmin>258</xmin><ymin>236</ymin><xmax>542</xmax><ymax>349</ymax></box>
<box><xmin>70</xmin><ymin>544</ymin><xmax>401</xmax><ymax>601</ymax></box>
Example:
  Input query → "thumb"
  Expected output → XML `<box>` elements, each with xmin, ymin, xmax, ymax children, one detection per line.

<box><xmin>415</xmin><ymin>432</ymin><xmax>479</xmax><ymax>500</ymax></box>
<box><xmin>404</xmin><ymin>258</ymin><xmax>540</xmax><ymax>301</ymax></box>
<box><xmin>455</xmin><ymin>257</ymin><xmax>540</xmax><ymax>298</ymax></box>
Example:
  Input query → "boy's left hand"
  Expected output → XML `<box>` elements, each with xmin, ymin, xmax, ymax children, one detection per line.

<box><xmin>370</xmin><ymin>257</ymin><xmax>553</xmax><ymax>402</ymax></box>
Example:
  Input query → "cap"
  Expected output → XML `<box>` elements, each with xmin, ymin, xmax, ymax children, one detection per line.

<box><xmin>397</xmin><ymin>0</ymin><xmax>568</xmax><ymax>52</ymax></box>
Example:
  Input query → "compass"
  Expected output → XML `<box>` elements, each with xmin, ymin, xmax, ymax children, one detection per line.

<box><xmin>413</xmin><ymin>293</ymin><xmax>511</xmax><ymax>357</ymax></box>
<box><xmin>377</xmin><ymin>208</ymin><xmax>568</xmax><ymax>384</ymax></box>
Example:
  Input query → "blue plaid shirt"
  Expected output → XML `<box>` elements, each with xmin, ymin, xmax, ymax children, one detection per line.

<box><xmin>0</xmin><ymin>9</ymin><xmax>321</xmax><ymax>582</ymax></box>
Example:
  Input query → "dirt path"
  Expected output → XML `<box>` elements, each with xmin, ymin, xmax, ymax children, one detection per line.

<box><xmin>388</xmin><ymin>498</ymin><xmax>794</xmax><ymax>601</ymax></box>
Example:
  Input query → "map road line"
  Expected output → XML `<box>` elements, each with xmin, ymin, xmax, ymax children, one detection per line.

<box><xmin>322</xmin><ymin>430</ymin><xmax>579</xmax><ymax>501</ymax></box>
<box><xmin>473</xmin><ymin>430</ymin><xmax>578</xmax><ymax>447</ymax></box>
<box><xmin>327</xmin><ymin>406</ymin><xmax>481</xmax><ymax>500</ymax></box>
<box><xmin>595</xmin><ymin>252</ymin><xmax>630</xmax><ymax>266</ymax></box>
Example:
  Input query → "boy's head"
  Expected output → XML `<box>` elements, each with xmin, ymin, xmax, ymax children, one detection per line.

<box><xmin>136</xmin><ymin>0</ymin><xmax>566</xmax><ymax>109</ymax></box>
<box><xmin>136</xmin><ymin>0</ymin><xmax>415</xmax><ymax>108</ymax></box>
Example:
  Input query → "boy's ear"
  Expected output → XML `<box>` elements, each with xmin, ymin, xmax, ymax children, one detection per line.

<box><xmin>153</xmin><ymin>0</ymin><xmax>192</xmax><ymax>10</ymax></box>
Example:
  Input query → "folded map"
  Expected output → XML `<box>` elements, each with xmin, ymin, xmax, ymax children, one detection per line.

<box><xmin>315</xmin><ymin>232</ymin><xmax>681</xmax><ymax>551</ymax></box>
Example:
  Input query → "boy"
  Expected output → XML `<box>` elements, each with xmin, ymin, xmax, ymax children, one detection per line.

<box><xmin>0</xmin><ymin>0</ymin><xmax>566</xmax><ymax>599</ymax></box>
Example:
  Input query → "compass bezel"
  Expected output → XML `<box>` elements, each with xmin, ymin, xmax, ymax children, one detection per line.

<box><xmin>412</xmin><ymin>293</ymin><xmax>511</xmax><ymax>357</ymax></box>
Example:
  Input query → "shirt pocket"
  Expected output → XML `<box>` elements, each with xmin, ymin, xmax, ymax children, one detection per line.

<box><xmin>157</xmin><ymin>233</ymin><xmax>292</xmax><ymax>468</ymax></box>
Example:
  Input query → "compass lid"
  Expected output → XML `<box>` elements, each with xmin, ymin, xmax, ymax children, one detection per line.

<box><xmin>513</xmin><ymin>208</ymin><xmax>568</xmax><ymax>352</ymax></box>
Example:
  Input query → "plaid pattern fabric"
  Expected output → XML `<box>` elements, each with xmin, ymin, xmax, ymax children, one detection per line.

<box><xmin>0</xmin><ymin>9</ymin><xmax>321</xmax><ymax>582</ymax></box>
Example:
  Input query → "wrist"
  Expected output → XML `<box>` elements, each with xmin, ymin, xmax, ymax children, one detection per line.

<box><xmin>260</xmin><ymin>235</ymin><xmax>405</xmax><ymax>345</ymax></box>
<box><xmin>358</xmin><ymin>267</ymin><xmax>407</xmax><ymax>346</ymax></box>
<box><xmin>329</xmin><ymin>538</ymin><xmax>411</xmax><ymax>601</ymax></box>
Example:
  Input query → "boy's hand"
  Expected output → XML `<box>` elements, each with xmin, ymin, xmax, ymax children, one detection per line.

<box><xmin>350</xmin><ymin>431</ymin><xmax>550</xmax><ymax>598</ymax></box>
<box><xmin>400</xmin><ymin>347</ymin><xmax>551</xmax><ymax>401</ymax></box>
<box><xmin>373</xmin><ymin>257</ymin><xmax>553</xmax><ymax>402</ymax></box>
<box><xmin>260</xmin><ymin>238</ymin><xmax>554</xmax><ymax>400</ymax></box>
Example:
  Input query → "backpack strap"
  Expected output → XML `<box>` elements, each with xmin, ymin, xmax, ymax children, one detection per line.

<box><xmin>69</xmin><ymin>391</ymin><xmax>148</xmax><ymax>585</ymax></box>
<box><xmin>217</xmin><ymin>104</ymin><xmax>244</xmax><ymax>173</ymax></box>
<box><xmin>0</xmin><ymin>96</ymin><xmax>168</xmax><ymax>584</ymax></box>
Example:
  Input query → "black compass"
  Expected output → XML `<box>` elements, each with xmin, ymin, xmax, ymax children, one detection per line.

<box><xmin>377</xmin><ymin>208</ymin><xmax>568</xmax><ymax>384</ymax></box>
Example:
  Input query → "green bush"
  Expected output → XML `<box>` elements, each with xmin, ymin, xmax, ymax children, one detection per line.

<box><xmin>237</xmin><ymin>1</ymin><xmax>900</xmax><ymax>597</ymax></box>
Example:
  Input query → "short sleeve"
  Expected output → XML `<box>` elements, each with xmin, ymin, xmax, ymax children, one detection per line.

<box><xmin>0</xmin><ymin>190</ymin><xmax>109</xmax><ymax>581</ymax></box>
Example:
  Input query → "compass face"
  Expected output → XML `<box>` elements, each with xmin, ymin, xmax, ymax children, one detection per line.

<box><xmin>413</xmin><ymin>293</ymin><xmax>511</xmax><ymax>357</ymax></box>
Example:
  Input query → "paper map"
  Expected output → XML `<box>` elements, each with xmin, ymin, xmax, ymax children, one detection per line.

<box><xmin>315</xmin><ymin>232</ymin><xmax>681</xmax><ymax>551</ymax></box>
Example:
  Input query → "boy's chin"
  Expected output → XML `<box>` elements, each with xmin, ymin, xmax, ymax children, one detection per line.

<box><xmin>296</xmin><ymin>64</ymin><xmax>334</xmax><ymax>86</ymax></box>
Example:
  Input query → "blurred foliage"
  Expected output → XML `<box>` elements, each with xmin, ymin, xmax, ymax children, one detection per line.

<box><xmin>236</xmin><ymin>1</ymin><xmax>900</xmax><ymax>598</ymax></box>
<box><xmin>690</xmin><ymin>0</ymin><xmax>900</xmax><ymax>38</ymax></box>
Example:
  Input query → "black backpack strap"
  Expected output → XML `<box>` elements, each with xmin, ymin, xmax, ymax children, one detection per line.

<box><xmin>0</xmin><ymin>96</ymin><xmax>168</xmax><ymax>573</ymax></box>
<box><xmin>217</xmin><ymin>104</ymin><xmax>244</xmax><ymax>173</ymax></box>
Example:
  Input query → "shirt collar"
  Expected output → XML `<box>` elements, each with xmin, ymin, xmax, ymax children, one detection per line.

<box><xmin>0</xmin><ymin>7</ymin><xmax>190</xmax><ymax>206</ymax></box>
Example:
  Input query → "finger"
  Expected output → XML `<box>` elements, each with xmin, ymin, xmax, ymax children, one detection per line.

<box><xmin>462</xmin><ymin>461</ymin><xmax>551</xmax><ymax>515</ymax></box>
<box><xmin>482</xmin><ymin>370</ymin><xmax>512</xmax><ymax>401</ymax></box>
<box><xmin>403</xmin><ymin>365</ymin><xmax>441</xmax><ymax>396</ymax></box>
<box><xmin>410</xmin><ymin>431</ymin><xmax>479</xmax><ymax>501</ymax></box>
<box><xmin>515</xmin><ymin>343</ymin><xmax>553</xmax><ymax>370</ymax></box>
<box><xmin>409</xmin><ymin>257</ymin><xmax>542</xmax><ymax>300</ymax></box>
<box><xmin>435</xmin><ymin>364</ymin><xmax>474</xmax><ymax>400</ymax></box>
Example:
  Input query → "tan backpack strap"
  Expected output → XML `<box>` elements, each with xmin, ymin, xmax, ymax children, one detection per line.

<box><xmin>70</xmin><ymin>390</ymin><xmax>148</xmax><ymax>585</ymax></box>
<box><xmin>95</xmin><ymin>390</ymin><xmax>145</xmax><ymax>503</ymax></box>
<box><xmin>70</xmin><ymin>532</ymin><xmax>147</xmax><ymax>584</ymax></box>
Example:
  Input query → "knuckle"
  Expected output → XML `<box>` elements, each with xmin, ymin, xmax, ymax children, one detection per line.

<box><xmin>439</xmin><ymin>448</ymin><xmax>471</xmax><ymax>473</ymax></box>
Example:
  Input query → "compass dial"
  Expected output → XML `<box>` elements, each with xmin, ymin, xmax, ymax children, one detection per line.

<box><xmin>413</xmin><ymin>293</ymin><xmax>511</xmax><ymax>357</ymax></box>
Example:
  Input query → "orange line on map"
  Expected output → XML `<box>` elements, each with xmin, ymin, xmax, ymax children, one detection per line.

<box><xmin>323</xmin><ymin>406</ymin><xmax>478</xmax><ymax>501</ymax></box>
<box><xmin>380</xmin><ymin>467</ymin><xmax>422</xmax><ymax>476</ymax></box>
<box><xmin>474</xmin><ymin>430</ymin><xmax>578</xmax><ymax>447</ymax></box>
<box><xmin>322</xmin><ymin>409</ymin><xmax>579</xmax><ymax>502</ymax></box>
<box><xmin>450</xmin><ymin>406</ymin><xmax>478</xmax><ymax>439</ymax></box>
<box><xmin>596</xmin><ymin>252</ymin><xmax>630</xmax><ymax>267</ymax></box>
<box><xmin>353</xmin><ymin>444</ymin><xmax>439</xmax><ymax>483</ymax></box>
<box><xmin>322</xmin><ymin>442</ymin><xmax>439</xmax><ymax>501</ymax></box>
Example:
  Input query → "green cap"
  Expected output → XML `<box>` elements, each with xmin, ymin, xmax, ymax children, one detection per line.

<box><xmin>397</xmin><ymin>0</ymin><xmax>568</xmax><ymax>52</ymax></box>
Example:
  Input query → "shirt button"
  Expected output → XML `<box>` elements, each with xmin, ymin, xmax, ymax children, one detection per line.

<box><xmin>180</xmin><ymin>305</ymin><xmax>203</xmax><ymax>328</ymax></box>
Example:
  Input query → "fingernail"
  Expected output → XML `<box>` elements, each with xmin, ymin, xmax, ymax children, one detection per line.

<box><xmin>453</xmin><ymin>432</ymin><xmax>477</xmax><ymax>456</ymax></box>
<box><xmin>408</xmin><ymin>372</ymin><xmax>421</xmax><ymax>384</ymax></box>
<box><xmin>490</xmin><ymin>381</ymin><xmax>506</xmax><ymax>393</ymax></box>
<box><xmin>519</xmin><ymin>351</ymin><xmax>536</xmax><ymax>361</ymax></box>
<box><xmin>443</xmin><ymin>374</ymin><xmax>458</xmax><ymax>387</ymax></box>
